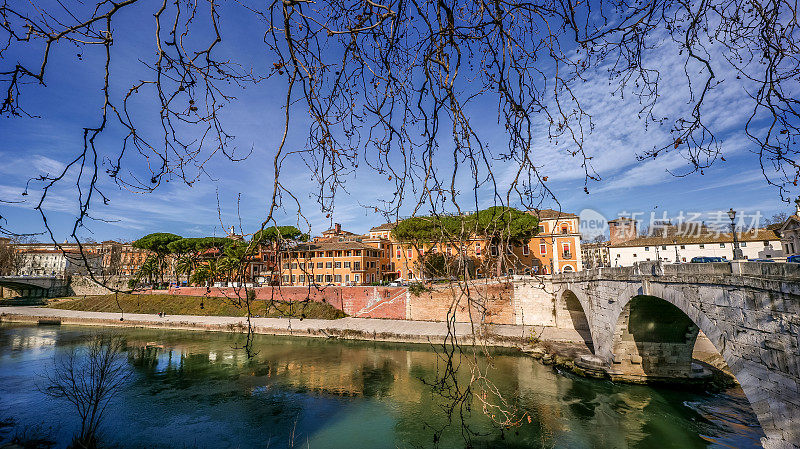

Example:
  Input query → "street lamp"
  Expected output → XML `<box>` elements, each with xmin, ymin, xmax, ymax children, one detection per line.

<box><xmin>727</xmin><ymin>208</ymin><xmax>744</xmax><ymax>260</ymax></box>
<box><xmin>673</xmin><ymin>239</ymin><xmax>680</xmax><ymax>263</ymax></box>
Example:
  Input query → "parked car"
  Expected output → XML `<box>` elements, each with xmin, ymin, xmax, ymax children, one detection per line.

<box><xmin>690</xmin><ymin>256</ymin><xmax>727</xmax><ymax>263</ymax></box>
<box><xmin>748</xmin><ymin>258</ymin><xmax>775</xmax><ymax>262</ymax></box>
<box><xmin>788</xmin><ymin>255</ymin><xmax>800</xmax><ymax>263</ymax></box>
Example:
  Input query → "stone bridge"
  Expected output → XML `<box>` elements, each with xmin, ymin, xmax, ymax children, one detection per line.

<box><xmin>0</xmin><ymin>276</ymin><xmax>68</xmax><ymax>298</ymax></box>
<box><xmin>545</xmin><ymin>261</ymin><xmax>800</xmax><ymax>449</ymax></box>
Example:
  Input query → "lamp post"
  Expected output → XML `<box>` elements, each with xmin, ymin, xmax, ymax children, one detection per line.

<box><xmin>727</xmin><ymin>208</ymin><xmax>744</xmax><ymax>260</ymax></box>
<box><xmin>673</xmin><ymin>239</ymin><xmax>680</xmax><ymax>263</ymax></box>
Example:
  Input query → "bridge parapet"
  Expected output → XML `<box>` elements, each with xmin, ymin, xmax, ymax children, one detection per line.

<box><xmin>553</xmin><ymin>261</ymin><xmax>800</xmax><ymax>283</ymax></box>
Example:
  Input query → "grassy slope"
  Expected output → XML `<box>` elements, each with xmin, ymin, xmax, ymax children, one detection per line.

<box><xmin>48</xmin><ymin>294</ymin><xmax>346</xmax><ymax>319</ymax></box>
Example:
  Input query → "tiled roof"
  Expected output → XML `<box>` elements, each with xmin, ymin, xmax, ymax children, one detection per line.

<box><xmin>370</xmin><ymin>223</ymin><xmax>397</xmax><ymax>232</ymax></box>
<box><xmin>528</xmin><ymin>208</ymin><xmax>579</xmax><ymax>220</ymax></box>
<box><xmin>292</xmin><ymin>241</ymin><xmax>381</xmax><ymax>252</ymax></box>
<box><xmin>610</xmin><ymin>228</ymin><xmax>780</xmax><ymax>248</ymax></box>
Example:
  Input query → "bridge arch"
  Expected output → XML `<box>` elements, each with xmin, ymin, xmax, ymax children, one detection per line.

<box><xmin>607</xmin><ymin>286</ymin><xmax>778</xmax><ymax>448</ymax></box>
<box><xmin>558</xmin><ymin>289</ymin><xmax>594</xmax><ymax>353</ymax></box>
<box><xmin>608</xmin><ymin>294</ymin><xmax>703</xmax><ymax>381</ymax></box>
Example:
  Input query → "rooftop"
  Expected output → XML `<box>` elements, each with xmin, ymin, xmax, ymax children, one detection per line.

<box><xmin>370</xmin><ymin>222</ymin><xmax>397</xmax><ymax>232</ymax></box>
<box><xmin>528</xmin><ymin>209</ymin><xmax>579</xmax><ymax>220</ymax></box>
<box><xmin>292</xmin><ymin>240</ymin><xmax>382</xmax><ymax>252</ymax></box>
<box><xmin>611</xmin><ymin>227</ymin><xmax>780</xmax><ymax>248</ymax></box>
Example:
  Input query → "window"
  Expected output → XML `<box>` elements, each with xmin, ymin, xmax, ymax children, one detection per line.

<box><xmin>291</xmin><ymin>263</ymin><xmax>297</xmax><ymax>269</ymax></box>
<box><xmin>661</xmin><ymin>245</ymin><xmax>667</xmax><ymax>250</ymax></box>
<box><xmin>335</xmin><ymin>261</ymin><xmax>342</xmax><ymax>268</ymax></box>
<box><xmin>326</xmin><ymin>261</ymin><xmax>333</xmax><ymax>268</ymax></box>
<box><xmin>540</xmin><ymin>243</ymin><xmax>547</xmax><ymax>255</ymax></box>
<box><xmin>354</xmin><ymin>274</ymin><xmax>360</xmax><ymax>282</ymax></box>
<box><xmin>763</xmin><ymin>240</ymin><xmax>770</xmax><ymax>246</ymax></box>
<box><xmin>344</xmin><ymin>261</ymin><xmax>351</xmax><ymax>268</ymax></box>
<box><xmin>325</xmin><ymin>275</ymin><xmax>333</xmax><ymax>283</ymax></box>
<box><xmin>354</xmin><ymin>262</ymin><xmax>361</xmax><ymax>270</ymax></box>
<box><xmin>299</xmin><ymin>263</ymin><xmax>305</xmax><ymax>269</ymax></box>
<box><xmin>283</xmin><ymin>263</ymin><xmax>290</xmax><ymax>269</ymax></box>
<box><xmin>317</xmin><ymin>262</ymin><xmax>323</xmax><ymax>269</ymax></box>
<box><xmin>299</xmin><ymin>275</ymin><xmax>305</xmax><ymax>283</ymax></box>
<box><xmin>680</xmin><ymin>245</ymin><xmax>685</xmax><ymax>249</ymax></box>
<box><xmin>720</xmin><ymin>243</ymin><xmax>725</xmax><ymax>248</ymax></box>
<box><xmin>334</xmin><ymin>274</ymin><xmax>342</xmax><ymax>282</ymax></box>
<box><xmin>522</xmin><ymin>245</ymin><xmax>529</xmax><ymax>255</ymax></box>
<box><xmin>347</xmin><ymin>250</ymin><xmax>352</xmax><ymax>256</ymax></box>
<box><xmin>561</xmin><ymin>226</ymin><xmax>569</xmax><ymax>235</ymax></box>
<box><xmin>283</xmin><ymin>275</ymin><xmax>290</xmax><ymax>283</ymax></box>
<box><xmin>699</xmin><ymin>244</ymin><xmax>705</xmax><ymax>249</ymax></box>
<box><xmin>396</xmin><ymin>250</ymin><xmax>401</xmax><ymax>259</ymax></box>
<box><xmin>538</xmin><ymin>225</ymin><xmax>545</xmax><ymax>233</ymax></box>
<box><xmin>345</xmin><ymin>274</ymin><xmax>350</xmax><ymax>282</ymax></box>
<box><xmin>291</xmin><ymin>275</ymin><xmax>296</xmax><ymax>283</ymax></box>
<box><xmin>491</xmin><ymin>246</ymin><xmax>498</xmax><ymax>256</ymax></box>
<box><xmin>475</xmin><ymin>245</ymin><xmax>481</xmax><ymax>256</ymax></box>
<box><xmin>644</xmin><ymin>246</ymin><xmax>649</xmax><ymax>251</ymax></box>
<box><xmin>316</xmin><ymin>274</ymin><xmax>323</xmax><ymax>283</ymax></box>
<box><xmin>740</xmin><ymin>242</ymin><xmax>747</xmax><ymax>247</ymax></box>
<box><xmin>633</xmin><ymin>253</ymin><xmax>637</xmax><ymax>257</ymax></box>
<box><xmin>407</xmin><ymin>249</ymin><xmax>412</xmax><ymax>258</ymax></box>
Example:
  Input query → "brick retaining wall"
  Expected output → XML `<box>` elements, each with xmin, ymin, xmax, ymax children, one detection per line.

<box><xmin>145</xmin><ymin>286</ymin><xmax>409</xmax><ymax>319</ymax></box>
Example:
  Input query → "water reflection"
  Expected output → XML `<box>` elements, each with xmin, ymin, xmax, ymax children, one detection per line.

<box><xmin>0</xmin><ymin>324</ymin><xmax>764</xmax><ymax>449</ymax></box>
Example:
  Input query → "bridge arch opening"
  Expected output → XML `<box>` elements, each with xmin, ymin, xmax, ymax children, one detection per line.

<box><xmin>609</xmin><ymin>294</ymin><xmax>722</xmax><ymax>382</ymax></box>
<box><xmin>560</xmin><ymin>290</ymin><xmax>593</xmax><ymax>353</ymax></box>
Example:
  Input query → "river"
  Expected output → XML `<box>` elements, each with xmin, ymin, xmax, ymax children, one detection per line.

<box><xmin>0</xmin><ymin>323</ymin><xmax>763</xmax><ymax>448</ymax></box>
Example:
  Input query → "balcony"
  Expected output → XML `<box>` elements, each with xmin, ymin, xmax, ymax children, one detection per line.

<box><xmin>562</xmin><ymin>252</ymin><xmax>572</xmax><ymax>259</ymax></box>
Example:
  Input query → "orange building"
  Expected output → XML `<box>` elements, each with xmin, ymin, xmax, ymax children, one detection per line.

<box><xmin>279</xmin><ymin>240</ymin><xmax>383</xmax><ymax>286</ymax></box>
<box><xmin>367</xmin><ymin>208</ymin><xmax>583</xmax><ymax>280</ymax></box>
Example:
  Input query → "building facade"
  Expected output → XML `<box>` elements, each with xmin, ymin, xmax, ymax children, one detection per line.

<box><xmin>777</xmin><ymin>198</ymin><xmax>800</xmax><ymax>257</ymax></box>
<box><xmin>17</xmin><ymin>250</ymin><xmax>103</xmax><ymax>276</ymax></box>
<box><xmin>279</xmin><ymin>241</ymin><xmax>384</xmax><ymax>286</ymax></box>
<box><xmin>581</xmin><ymin>241</ymin><xmax>611</xmax><ymax>269</ymax></box>
<box><xmin>610</xmin><ymin>227</ymin><xmax>783</xmax><ymax>266</ymax></box>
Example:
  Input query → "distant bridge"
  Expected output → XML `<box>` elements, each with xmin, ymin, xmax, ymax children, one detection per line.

<box><xmin>545</xmin><ymin>261</ymin><xmax>800</xmax><ymax>449</ymax></box>
<box><xmin>0</xmin><ymin>276</ymin><xmax>69</xmax><ymax>298</ymax></box>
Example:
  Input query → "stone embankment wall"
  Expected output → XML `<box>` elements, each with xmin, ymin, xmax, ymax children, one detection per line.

<box><xmin>407</xmin><ymin>281</ymin><xmax>515</xmax><ymax>324</ymax></box>
<box><xmin>141</xmin><ymin>278</ymin><xmax>560</xmax><ymax>325</ymax></box>
<box><xmin>69</xmin><ymin>275</ymin><xmax>130</xmax><ymax>296</ymax></box>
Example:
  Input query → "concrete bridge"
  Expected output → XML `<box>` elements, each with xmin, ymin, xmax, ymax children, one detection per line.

<box><xmin>546</xmin><ymin>261</ymin><xmax>800</xmax><ymax>449</ymax></box>
<box><xmin>0</xmin><ymin>276</ymin><xmax>68</xmax><ymax>298</ymax></box>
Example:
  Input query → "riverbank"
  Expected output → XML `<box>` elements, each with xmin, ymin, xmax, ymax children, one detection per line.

<box><xmin>48</xmin><ymin>293</ymin><xmax>346</xmax><ymax>319</ymax></box>
<box><xmin>0</xmin><ymin>306</ymin><xmax>735</xmax><ymax>388</ymax></box>
<box><xmin>0</xmin><ymin>306</ymin><xmax>588</xmax><ymax>349</ymax></box>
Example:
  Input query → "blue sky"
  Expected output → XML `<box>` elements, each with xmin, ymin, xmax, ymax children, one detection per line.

<box><xmin>0</xmin><ymin>2</ymin><xmax>796</xmax><ymax>243</ymax></box>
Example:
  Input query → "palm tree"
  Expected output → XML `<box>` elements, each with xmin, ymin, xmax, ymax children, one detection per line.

<box><xmin>176</xmin><ymin>255</ymin><xmax>197</xmax><ymax>285</ymax></box>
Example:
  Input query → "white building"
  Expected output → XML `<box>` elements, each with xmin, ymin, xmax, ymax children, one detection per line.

<box><xmin>777</xmin><ymin>198</ymin><xmax>800</xmax><ymax>256</ymax></box>
<box><xmin>609</xmin><ymin>228</ymin><xmax>783</xmax><ymax>266</ymax></box>
<box><xmin>18</xmin><ymin>250</ymin><xmax>102</xmax><ymax>276</ymax></box>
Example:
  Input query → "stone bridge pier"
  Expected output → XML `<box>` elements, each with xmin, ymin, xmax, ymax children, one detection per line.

<box><xmin>549</xmin><ymin>261</ymin><xmax>800</xmax><ymax>449</ymax></box>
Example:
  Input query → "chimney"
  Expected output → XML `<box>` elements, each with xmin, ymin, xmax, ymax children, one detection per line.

<box><xmin>335</xmin><ymin>223</ymin><xmax>341</xmax><ymax>234</ymax></box>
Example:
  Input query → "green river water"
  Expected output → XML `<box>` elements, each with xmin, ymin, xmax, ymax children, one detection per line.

<box><xmin>0</xmin><ymin>323</ymin><xmax>763</xmax><ymax>448</ymax></box>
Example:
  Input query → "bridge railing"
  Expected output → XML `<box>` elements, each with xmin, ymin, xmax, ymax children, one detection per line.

<box><xmin>554</xmin><ymin>260</ymin><xmax>800</xmax><ymax>282</ymax></box>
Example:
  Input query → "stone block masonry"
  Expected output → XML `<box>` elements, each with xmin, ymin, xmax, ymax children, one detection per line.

<box><xmin>551</xmin><ymin>261</ymin><xmax>800</xmax><ymax>449</ymax></box>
